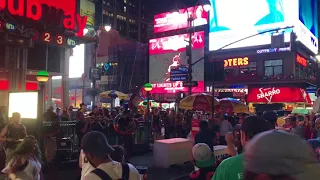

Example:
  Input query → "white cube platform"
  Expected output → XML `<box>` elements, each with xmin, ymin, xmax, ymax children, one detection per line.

<box><xmin>153</xmin><ymin>138</ymin><xmax>193</xmax><ymax>168</ymax></box>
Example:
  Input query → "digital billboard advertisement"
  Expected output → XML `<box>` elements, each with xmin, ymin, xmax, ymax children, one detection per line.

<box><xmin>208</xmin><ymin>0</ymin><xmax>318</xmax><ymax>54</ymax></box>
<box><xmin>154</xmin><ymin>6</ymin><xmax>208</xmax><ymax>33</ymax></box>
<box><xmin>149</xmin><ymin>32</ymin><xmax>205</xmax><ymax>94</ymax></box>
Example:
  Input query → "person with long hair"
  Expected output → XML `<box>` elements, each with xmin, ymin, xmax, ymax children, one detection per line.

<box><xmin>2</xmin><ymin>136</ymin><xmax>42</xmax><ymax>180</ymax></box>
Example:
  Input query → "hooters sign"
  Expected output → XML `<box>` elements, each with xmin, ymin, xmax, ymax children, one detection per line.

<box><xmin>247</xmin><ymin>87</ymin><xmax>311</xmax><ymax>103</ymax></box>
<box><xmin>0</xmin><ymin>0</ymin><xmax>87</xmax><ymax>36</ymax></box>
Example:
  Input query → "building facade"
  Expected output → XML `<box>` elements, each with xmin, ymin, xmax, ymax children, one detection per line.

<box><xmin>95</xmin><ymin>0</ymin><xmax>151</xmax><ymax>43</ymax></box>
<box><xmin>206</xmin><ymin>0</ymin><xmax>319</xmax><ymax>112</ymax></box>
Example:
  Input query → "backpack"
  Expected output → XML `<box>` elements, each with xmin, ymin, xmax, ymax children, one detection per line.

<box><xmin>91</xmin><ymin>163</ymin><xmax>130</xmax><ymax>180</ymax></box>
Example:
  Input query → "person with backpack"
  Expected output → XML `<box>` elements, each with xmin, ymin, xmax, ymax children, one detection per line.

<box><xmin>81</xmin><ymin>131</ymin><xmax>140</xmax><ymax>180</ymax></box>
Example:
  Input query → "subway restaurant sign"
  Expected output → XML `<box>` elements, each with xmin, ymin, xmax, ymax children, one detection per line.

<box><xmin>0</xmin><ymin>0</ymin><xmax>87</xmax><ymax>36</ymax></box>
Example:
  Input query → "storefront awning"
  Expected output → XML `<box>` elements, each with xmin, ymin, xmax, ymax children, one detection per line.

<box><xmin>247</xmin><ymin>87</ymin><xmax>312</xmax><ymax>104</ymax></box>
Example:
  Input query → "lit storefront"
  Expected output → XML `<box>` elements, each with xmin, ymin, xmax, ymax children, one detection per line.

<box><xmin>247</xmin><ymin>87</ymin><xmax>312</xmax><ymax>112</ymax></box>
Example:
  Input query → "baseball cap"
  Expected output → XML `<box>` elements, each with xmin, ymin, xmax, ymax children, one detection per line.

<box><xmin>192</xmin><ymin>143</ymin><xmax>214</xmax><ymax>168</ymax></box>
<box><xmin>241</xmin><ymin>116</ymin><xmax>271</xmax><ymax>139</ymax></box>
<box><xmin>262</xmin><ymin>111</ymin><xmax>277</xmax><ymax>125</ymax></box>
<box><xmin>244</xmin><ymin>130</ymin><xmax>320</xmax><ymax>180</ymax></box>
<box><xmin>81</xmin><ymin>131</ymin><xmax>114</xmax><ymax>157</ymax></box>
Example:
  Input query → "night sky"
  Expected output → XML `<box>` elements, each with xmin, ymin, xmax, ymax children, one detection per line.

<box><xmin>145</xmin><ymin>0</ymin><xmax>196</xmax><ymax>14</ymax></box>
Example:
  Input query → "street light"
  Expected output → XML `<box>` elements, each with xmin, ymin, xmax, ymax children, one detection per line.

<box><xmin>104</xmin><ymin>24</ymin><xmax>111</xmax><ymax>32</ymax></box>
<box><xmin>36</xmin><ymin>70</ymin><xmax>49</xmax><ymax>129</ymax></box>
<box><xmin>143</xmin><ymin>83</ymin><xmax>152</xmax><ymax>142</ymax></box>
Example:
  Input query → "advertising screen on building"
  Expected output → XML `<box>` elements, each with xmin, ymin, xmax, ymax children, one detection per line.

<box><xmin>149</xmin><ymin>32</ymin><xmax>205</xmax><ymax>93</ymax></box>
<box><xmin>154</xmin><ymin>6</ymin><xmax>208</xmax><ymax>33</ymax></box>
<box><xmin>208</xmin><ymin>0</ymin><xmax>318</xmax><ymax>54</ymax></box>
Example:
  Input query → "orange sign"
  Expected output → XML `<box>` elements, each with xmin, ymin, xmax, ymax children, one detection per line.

<box><xmin>224</xmin><ymin>57</ymin><xmax>249</xmax><ymax>67</ymax></box>
<box><xmin>296</xmin><ymin>54</ymin><xmax>307</xmax><ymax>67</ymax></box>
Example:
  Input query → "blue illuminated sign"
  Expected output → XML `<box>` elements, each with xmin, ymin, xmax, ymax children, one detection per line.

<box><xmin>208</xmin><ymin>0</ymin><xmax>318</xmax><ymax>54</ymax></box>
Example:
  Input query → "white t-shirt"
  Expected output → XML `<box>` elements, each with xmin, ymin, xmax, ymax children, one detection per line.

<box><xmin>83</xmin><ymin>161</ymin><xmax>141</xmax><ymax>180</ymax></box>
<box><xmin>2</xmin><ymin>157</ymin><xmax>41</xmax><ymax>180</ymax></box>
<box><xmin>80</xmin><ymin>150</ymin><xmax>95</xmax><ymax>179</ymax></box>
<box><xmin>312</xmin><ymin>97</ymin><xmax>320</xmax><ymax>114</ymax></box>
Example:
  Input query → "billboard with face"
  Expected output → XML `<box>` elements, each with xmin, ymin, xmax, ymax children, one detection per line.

<box><xmin>154</xmin><ymin>6</ymin><xmax>208</xmax><ymax>33</ymax></box>
<box><xmin>149</xmin><ymin>32</ymin><xmax>205</xmax><ymax>93</ymax></box>
<box><xmin>208</xmin><ymin>0</ymin><xmax>318</xmax><ymax>54</ymax></box>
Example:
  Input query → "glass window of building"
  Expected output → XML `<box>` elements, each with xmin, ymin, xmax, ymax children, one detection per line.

<box><xmin>69</xmin><ymin>89</ymin><xmax>83</xmax><ymax>108</ymax></box>
<box><xmin>264</xmin><ymin>59</ymin><xmax>283</xmax><ymax>77</ymax></box>
<box><xmin>240</xmin><ymin>61</ymin><xmax>257</xmax><ymax>75</ymax></box>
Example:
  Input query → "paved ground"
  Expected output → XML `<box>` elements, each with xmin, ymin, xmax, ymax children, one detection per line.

<box><xmin>41</xmin><ymin>152</ymin><xmax>193</xmax><ymax>180</ymax></box>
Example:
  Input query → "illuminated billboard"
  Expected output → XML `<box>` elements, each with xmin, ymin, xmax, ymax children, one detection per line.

<box><xmin>9</xmin><ymin>92</ymin><xmax>38</xmax><ymax>119</ymax></box>
<box><xmin>69</xmin><ymin>44</ymin><xmax>85</xmax><ymax>78</ymax></box>
<box><xmin>208</xmin><ymin>0</ymin><xmax>318</xmax><ymax>54</ymax></box>
<box><xmin>154</xmin><ymin>6</ymin><xmax>208</xmax><ymax>33</ymax></box>
<box><xmin>149</xmin><ymin>32</ymin><xmax>205</xmax><ymax>93</ymax></box>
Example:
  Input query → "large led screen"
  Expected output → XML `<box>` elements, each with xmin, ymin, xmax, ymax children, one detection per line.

<box><xmin>154</xmin><ymin>6</ymin><xmax>208</xmax><ymax>33</ymax></box>
<box><xmin>149</xmin><ymin>32</ymin><xmax>204</xmax><ymax>93</ymax></box>
<box><xmin>9</xmin><ymin>92</ymin><xmax>38</xmax><ymax>119</ymax></box>
<box><xmin>208</xmin><ymin>0</ymin><xmax>318</xmax><ymax>54</ymax></box>
<box><xmin>69</xmin><ymin>44</ymin><xmax>85</xmax><ymax>78</ymax></box>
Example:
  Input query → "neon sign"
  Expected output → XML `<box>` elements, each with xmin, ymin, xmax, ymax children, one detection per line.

<box><xmin>0</xmin><ymin>0</ymin><xmax>87</xmax><ymax>36</ymax></box>
<box><xmin>296</xmin><ymin>54</ymin><xmax>307</xmax><ymax>67</ymax></box>
<box><xmin>150</xmin><ymin>81</ymin><xmax>204</xmax><ymax>94</ymax></box>
<box><xmin>224</xmin><ymin>57</ymin><xmax>249</xmax><ymax>67</ymax></box>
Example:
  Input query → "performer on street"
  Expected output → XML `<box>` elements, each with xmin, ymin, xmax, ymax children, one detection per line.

<box><xmin>0</xmin><ymin>112</ymin><xmax>27</xmax><ymax>155</ymax></box>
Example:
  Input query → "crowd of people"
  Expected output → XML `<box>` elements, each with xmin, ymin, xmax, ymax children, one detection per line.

<box><xmin>188</xmin><ymin>110</ymin><xmax>320</xmax><ymax>180</ymax></box>
<box><xmin>2</xmin><ymin>96</ymin><xmax>320</xmax><ymax>180</ymax></box>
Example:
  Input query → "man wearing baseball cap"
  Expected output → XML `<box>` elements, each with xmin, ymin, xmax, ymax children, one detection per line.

<box><xmin>81</xmin><ymin>131</ymin><xmax>140</xmax><ymax>180</ymax></box>
<box><xmin>212</xmin><ymin>116</ymin><xmax>270</xmax><ymax>180</ymax></box>
<box><xmin>190</xmin><ymin>143</ymin><xmax>215</xmax><ymax>180</ymax></box>
<box><xmin>244</xmin><ymin>130</ymin><xmax>320</xmax><ymax>180</ymax></box>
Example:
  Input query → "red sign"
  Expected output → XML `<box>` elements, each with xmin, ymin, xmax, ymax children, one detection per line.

<box><xmin>150</xmin><ymin>81</ymin><xmax>204</xmax><ymax>94</ymax></box>
<box><xmin>149</xmin><ymin>31</ymin><xmax>204</xmax><ymax>55</ymax></box>
<box><xmin>154</xmin><ymin>6</ymin><xmax>208</xmax><ymax>33</ymax></box>
<box><xmin>0</xmin><ymin>0</ymin><xmax>87</xmax><ymax>36</ymax></box>
<box><xmin>247</xmin><ymin>87</ymin><xmax>311</xmax><ymax>103</ymax></box>
<box><xmin>296</xmin><ymin>54</ymin><xmax>307</xmax><ymax>67</ymax></box>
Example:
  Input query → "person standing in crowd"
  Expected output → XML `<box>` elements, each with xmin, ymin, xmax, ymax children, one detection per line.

<box><xmin>262</xmin><ymin>111</ymin><xmax>277</xmax><ymax>129</ymax></box>
<box><xmin>0</xmin><ymin>107</ymin><xmax>7</xmax><ymax>131</ymax></box>
<box><xmin>212</xmin><ymin>116</ymin><xmax>270</xmax><ymax>180</ymax></box>
<box><xmin>189</xmin><ymin>143</ymin><xmax>215</xmax><ymax>180</ymax></box>
<box><xmin>151</xmin><ymin>108</ymin><xmax>160</xmax><ymax>141</ymax></box>
<box><xmin>168</xmin><ymin>109</ymin><xmax>176</xmax><ymax>138</ymax></box>
<box><xmin>219</xmin><ymin>115</ymin><xmax>233</xmax><ymax>145</ymax></box>
<box><xmin>244</xmin><ymin>130</ymin><xmax>320</xmax><ymax>180</ymax></box>
<box><xmin>0</xmin><ymin>112</ymin><xmax>27</xmax><ymax>155</ymax></box>
<box><xmin>43</xmin><ymin>106</ymin><xmax>58</xmax><ymax>122</ymax></box>
<box><xmin>118</xmin><ymin>110</ymin><xmax>134</xmax><ymax>159</ymax></box>
<box><xmin>61</xmin><ymin>108</ymin><xmax>70</xmax><ymax>121</ymax></box>
<box><xmin>76</xmin><ymin>103</ymin><xmax>90</xmax><ymax>145</ymax></box>
<box><xmin>68</xmin><ymin>106</ymin><xmax>76</xmax><ymax>121</ymax></box>
<box><xmin>175</xmin><ymin>109</ymin><xmax>184</xmax><ymax>138</ymax></box>
<box><xmin>195</xmin><ymin>121</ymin><xmax>214</xmax><ymax>152</ymax></box>
<box><xmin>2</xmin><ymin>136</ymin><xmax>42</xmax><ymax>180</ymax></box>
<box><xmin>56</xmin><ymin>108</ymin><xmax>61</xmax><ymax>121</ymax></box>
<box><xmin>311</xmin><ymin>88</ymin><xmax>320</xmax><ymax>121</ymax></box>
<box><xmin>89</xmin><ymin>106</ymin><xmax>99</xmax><ymax>117</ymax></box>
<box><xmin>81</xmin><ymin>131</ymin><xmax>140</xmax><ymax>180</ymax></box>
<box><xmin>287</xmin><ymin>115</ymin><xmax>305</xmax><ymax>139</ymax></box>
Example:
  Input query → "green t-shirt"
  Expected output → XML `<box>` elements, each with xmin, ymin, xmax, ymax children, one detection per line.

<box><xmin>212</xmin><ymin>154</ymin><xmax>244</xmax><ymax>180</ymax></box>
